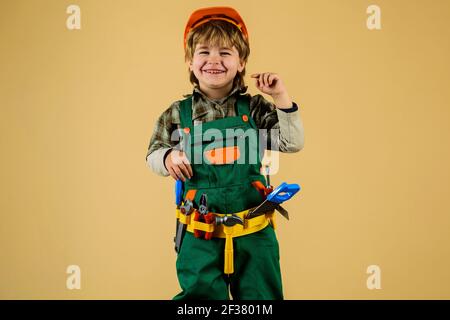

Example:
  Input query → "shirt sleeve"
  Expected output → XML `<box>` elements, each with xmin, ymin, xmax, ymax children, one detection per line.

<box><xmin>145</xmin><ymin>101</ymin><xmax>181</xmax><ymax>176</ymax></box>
<box><xmin>249</xmin><ymin>94</ymin><xmax>304</xmax><ymax>153</ymax></box>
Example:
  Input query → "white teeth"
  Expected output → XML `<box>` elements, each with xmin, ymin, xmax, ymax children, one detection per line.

<box><xmin>204</xmin><ymin>70</ymin><xmax>224</xmax><ymax>74</ymax></box>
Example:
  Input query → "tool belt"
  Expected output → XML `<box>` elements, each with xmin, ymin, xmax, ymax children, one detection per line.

<box><xmin>175</xmin><ymin>207</ymin><xmax>276</xmax><ymax>274</ymax></box>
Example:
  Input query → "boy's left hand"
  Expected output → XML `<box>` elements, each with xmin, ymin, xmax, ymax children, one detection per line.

<box><xmin>251</xmin><ymin>72</ymin><xmax>293</xmax><ymax>109</ymax></box>
<box><xmin>251</xmin><ymin>72</ymin><xmax>285</xmax><ymax>96</ymax></box>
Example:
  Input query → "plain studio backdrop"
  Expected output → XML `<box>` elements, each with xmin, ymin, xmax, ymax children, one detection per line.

<box><xmin>1</xmin><ymin>0</ymin><xmax>449</xmax><ymax>299</ymax></box>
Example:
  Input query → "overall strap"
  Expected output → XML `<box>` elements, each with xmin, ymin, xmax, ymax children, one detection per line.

<box><xmin>236</xmin><ymin>94</ymin><xmax>249</xmax><ymax>116</ymax></box>
<box><xmin>236</xmin><ymin>94</ymin><xmax>258</xmax><ymax>129</ymax></box>
<box><xmin>179</xmin><ymin>96</ymin><xmax>193</xmax><ymax>129</ymax></box>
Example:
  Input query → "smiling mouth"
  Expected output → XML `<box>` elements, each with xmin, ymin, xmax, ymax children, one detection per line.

<box><xmin>203</xmin><ymin>69</ymin><xmax>226</xmax><ymax>74</ymax></box>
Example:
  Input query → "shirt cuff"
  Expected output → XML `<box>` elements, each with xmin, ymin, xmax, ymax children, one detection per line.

<box><xmin>277</xmin><ymin>102</ymin><xmax>299</xmax><ymax>113</ymax></box>
<box><xmin>162</xmin><ymin>149</ymin><xmax>173</xmax><ymax>171</ymax></box>
<box><xmin>146</xmin><ymin>147</ymin><xmax>172</xmax><ymax>177</ymax></box>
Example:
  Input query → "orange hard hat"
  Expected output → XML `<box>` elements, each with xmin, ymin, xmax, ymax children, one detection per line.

<box><xmin>184</xmin><ymin>6</ymin><xmax>249</xmax><ymax>49</ymax></box>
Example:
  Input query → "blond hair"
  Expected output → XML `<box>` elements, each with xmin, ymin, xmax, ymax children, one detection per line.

<box><xmin>184</xmin><ymin>20</ymin><xmax>250</xmax><ymax>90</ymax></box>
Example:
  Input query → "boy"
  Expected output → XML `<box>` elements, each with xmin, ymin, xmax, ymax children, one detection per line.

<box><xmin>146</xmin><ymin>7</ymin><xmax>304</xmax><ymax>300</ymax></box>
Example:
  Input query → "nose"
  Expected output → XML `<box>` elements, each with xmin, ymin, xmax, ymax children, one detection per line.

<box><xmin>206</xmin><ymin>52</ymin><xmax>222</xmax><ymax>64</ymax></box>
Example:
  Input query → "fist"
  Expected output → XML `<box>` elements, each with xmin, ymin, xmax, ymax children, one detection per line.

<box><xmin>164</xmin><ymin>150</ymin><xmax>193</xmax><ymax>181</ymax></box>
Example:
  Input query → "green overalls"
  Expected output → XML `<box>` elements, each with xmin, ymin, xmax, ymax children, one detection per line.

<box><xmin>173</xmin><ymin>94</ymin><xmax>283</xmax><ymax>300</ymax></box>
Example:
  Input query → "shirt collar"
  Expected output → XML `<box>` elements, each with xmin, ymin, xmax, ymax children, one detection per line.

<box><xmin>192</xmin><ymin>84</ymin><xmax>247</xmax><ymax>105</ymax></box>
<box><xmin>187</xmin><ymin>84</ymin><xmax>248</xmax><ymax>121</ymax></box>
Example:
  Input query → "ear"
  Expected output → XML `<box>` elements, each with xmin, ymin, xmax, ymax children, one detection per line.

<box><xmin>238</xmin><ymin>60</ymin><xmax>246</xmax><ymax>73</ymax></box>
<box><xmin>186</xmin><ymin>59</ymin><xmax>193</xmax><ymax>72</ymax></box>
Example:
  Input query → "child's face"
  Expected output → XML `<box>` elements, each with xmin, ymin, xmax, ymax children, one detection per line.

<box><xmin>189</xmin><ymin>43</ymin><xmax>245</xmax><ymax>91</ymax></box>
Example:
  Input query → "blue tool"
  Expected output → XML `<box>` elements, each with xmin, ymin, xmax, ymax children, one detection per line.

<box><xmin>267</xmin><ymin>182</ymin><xmax>300</xmax><ymax>204</ymax></box>
<box><xmin>246</xmin><ymin>182</ymin><xmax>300</xmax><ymax>220</ymax></box>
<box><xmin>174</xmin><ymin>179</ymin><xmax>185</xmax><ymax>253</ymax></box>
<box><xmin>175</xmin><ymin>179</ymin><xmax>183</xmax><ymax>207</ymax></box>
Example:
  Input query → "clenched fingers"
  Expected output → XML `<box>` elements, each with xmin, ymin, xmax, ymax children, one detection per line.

<box><xmin>178</xmin><ymin>161</ymin><xmax>192</xmax><ymax>180</ymax></box>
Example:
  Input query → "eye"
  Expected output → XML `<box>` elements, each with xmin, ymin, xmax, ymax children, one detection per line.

<box><xmin>220</xmin><ymin>52</ymin><xmax>231</xmax><ymax>56</ymax></box>
<box><xmin>199</xmin><ymin>51</ymin><xmax>209</xmax><ymax>55</ymax></box>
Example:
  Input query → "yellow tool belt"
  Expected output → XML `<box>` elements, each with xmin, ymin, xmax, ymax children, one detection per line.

<box><xmin>175</xmin><ymin>208</ymin><xmax>276</xmax><ymax>274</ymax></box>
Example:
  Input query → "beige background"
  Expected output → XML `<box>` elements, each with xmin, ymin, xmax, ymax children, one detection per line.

<box><xmin>1</xmin><ymin>0</ymin><xmax>450</xmax><ymax>299</ymax></box>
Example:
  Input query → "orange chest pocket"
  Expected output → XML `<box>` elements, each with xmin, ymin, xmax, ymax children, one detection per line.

<box><xmin>204</xmin><ymin>146</ymin><xmax>241</xmax><ymax>165</ymax></box>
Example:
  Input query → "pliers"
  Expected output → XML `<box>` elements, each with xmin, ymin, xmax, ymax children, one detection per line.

<box><xmin>194</xmin><ymin>193</ymin><xmax>215</xmax><ymax>240</ymax></box>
